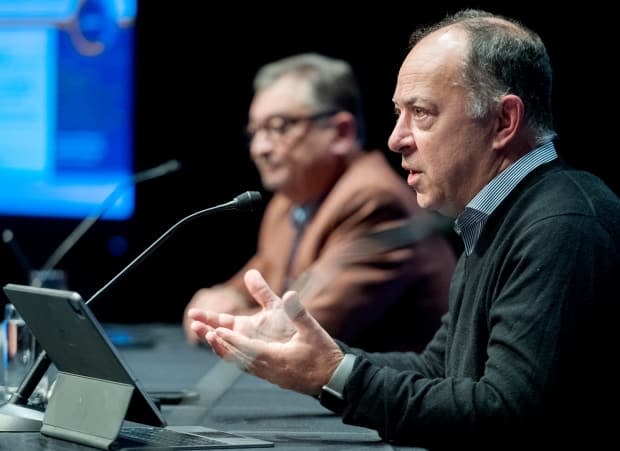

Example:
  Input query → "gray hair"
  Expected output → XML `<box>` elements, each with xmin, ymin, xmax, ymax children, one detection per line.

<box><xmin>254</xmin><ymin>53</ymin><xmax>366</xmax><ymax>145</ymax></box>
<box><xmin>409</xmin><ymin>9</ymin><xmax>556</xmax><ymax>146</ymax></box>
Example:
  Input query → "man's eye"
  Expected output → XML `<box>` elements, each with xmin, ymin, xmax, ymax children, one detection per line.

<box><xmin>267</xmin><ymin>117</ymin><xmax>289</xmax><ymax>133</ymax></box>
<box><xmin>412</xmin><ymin>107</ymin><xmax>426</xmax><ymax>117</ymax></box>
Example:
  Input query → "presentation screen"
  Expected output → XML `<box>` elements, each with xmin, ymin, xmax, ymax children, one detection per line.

<box><xmin>0</xmin><ymin>0</ymin><xmax>137</xmax><ymax>220</ymax></box>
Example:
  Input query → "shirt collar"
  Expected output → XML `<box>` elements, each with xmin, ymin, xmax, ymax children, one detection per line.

<box><xmin>291</xmin><ymin>199</ymin><xmax>322</xmax><ymax>229</ymax></box>
<box><xmin>455</xmin><ymin>141</ymin><xmax>558</xmax><ymax>255</ymax></box>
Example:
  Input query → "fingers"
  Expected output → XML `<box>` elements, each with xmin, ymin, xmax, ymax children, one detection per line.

<box><xmin>187</xmin><ymin>307</ymin><xmax>207</xmax><ymax>322</ymax></box>
<box><xmin>282</xmin><ymin>291</ymin><xmax>304</xmax><ymax>319</ymax></box>
<box><xmin>187</xmin><ymin>308</ymin><xmax>235</xmax><ymax>329</ymax></box>
<box><xmin>206</xmin><ymin>327</ymin><xmax>260</xmax><ymax>371</ymax></box>
<box><xmin>190</xmin><ymin>321</ymin><xmax>211</xmax><ymax>340</ymax></box>
<box><xmin>185</xmin><ymin>328</ymin><xmax>200</xmax><ymax>345</ymax></box>
<box><xmin>206</xmin><ymin>329</ymin><xmax>239</xmax><ymax>362</ymax></box>
<box><xmin>183</xmin><ymin>312</ymin><xmax>200</xmax><ymax>345</ymax></box>
<box><xmin>244</xmin><ymin>269</ymin><xmax>281</xmax><ymax>309</ymax></box>
<box><xmin>187</xmin><ymin>308</ymin><xmax>235</xmax><ymax>345</ymax></box>
<box><xmin>282</xmin><ymin>291</ymin><xmax>324</xmax><ymax>335</ymax></box>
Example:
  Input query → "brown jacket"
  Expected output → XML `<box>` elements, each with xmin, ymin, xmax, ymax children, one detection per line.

<box><xmin>226</xmin><ymin>150</ymin><xmax>456</xmax><ymax>351</ymax></box>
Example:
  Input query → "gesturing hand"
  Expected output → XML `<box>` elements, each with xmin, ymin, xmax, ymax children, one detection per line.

<box><xmin>188</xmin><ymin>269</ymin><xmax>344</xmax><ymax>395</ymax></box>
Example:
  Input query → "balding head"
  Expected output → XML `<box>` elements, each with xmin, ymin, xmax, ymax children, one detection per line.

<box><xmin>408</xmin><ymin>9</ymin><xmax>556</xmax><ymax>146</ymax></box>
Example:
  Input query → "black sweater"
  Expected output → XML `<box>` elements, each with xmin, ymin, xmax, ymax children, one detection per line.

<box><xmin>339</xmin><ymin>160</ymin><xmax>620</xmax><ymax>449</ymax></box>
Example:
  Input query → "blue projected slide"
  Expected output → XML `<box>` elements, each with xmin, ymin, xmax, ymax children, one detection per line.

<box><xmin>0</xmin><ymin>0</ymin><xmax>137</xmax><ymax>220</ymax></box>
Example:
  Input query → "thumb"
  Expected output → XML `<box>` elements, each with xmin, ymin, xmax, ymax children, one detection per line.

<box><xmin>282</xmin><ymin>291</ymin><xmax>323</xmax><ymax>335</ymax></box>
<box><xmin>244</xmin><ymin>268</ymin><xmax>280</xmax><ymax>309</ymax></box>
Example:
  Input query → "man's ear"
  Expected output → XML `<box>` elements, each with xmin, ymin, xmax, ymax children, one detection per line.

<box><xmin>493</xmin><ymin>94</ymin><xmax>523</xmax><ymax>149</ymax></box>
<box><xmin>329</xmin><ymin>111</ymin><xmax>358</xmax><ymax>156</ymax></box>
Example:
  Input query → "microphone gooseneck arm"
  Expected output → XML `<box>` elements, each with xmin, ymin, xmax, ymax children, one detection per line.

<box><xmin>8</xmin><ymin>190</ymin><xmax>262</xmax><ymax>407</ymax></box>
<box><xmin>87</xmin><ymin>191</ymin><xmax>260</xmax><ymax>305</ymax></box>
<box><xmin>39</xmin><ymin>160</ymin><xmax>182</xmax><ymax>274</ymax></box>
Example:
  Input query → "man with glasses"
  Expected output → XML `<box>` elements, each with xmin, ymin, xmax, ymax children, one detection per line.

<box><xmin>183</xmin><ymin>53</ymin><xmax>457</xmax><ymax>352</ymax></box>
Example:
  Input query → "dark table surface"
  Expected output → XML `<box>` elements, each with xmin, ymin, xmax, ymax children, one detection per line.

<box><xmin>0</xmin><ymin>323</ymin><xmax>426</xmax><ymax>450</ymax></box>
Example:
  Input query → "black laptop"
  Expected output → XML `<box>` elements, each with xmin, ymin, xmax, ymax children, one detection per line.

<box><xmin>3</xmin><ymin>283</ymin><xmax>273</xmax><ymax>450</ymax></box>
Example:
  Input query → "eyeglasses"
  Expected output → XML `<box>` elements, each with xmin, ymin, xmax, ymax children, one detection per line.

<box><xmin>245</xmin><ymin>109</ymin><xmax>339</xmax><ymax>142</ymax></box>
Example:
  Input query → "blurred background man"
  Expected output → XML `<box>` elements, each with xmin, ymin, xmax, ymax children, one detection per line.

<box><xmin>183</xmin><ymin>53</ymin><xmax>457</xmax><ymax>352</ymax></box>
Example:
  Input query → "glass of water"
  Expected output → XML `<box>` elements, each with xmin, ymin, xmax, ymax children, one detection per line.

<box><xmin>1</xmin><ymin>303</ymin><xmax>36</xmax><ymax>402</ymax></box>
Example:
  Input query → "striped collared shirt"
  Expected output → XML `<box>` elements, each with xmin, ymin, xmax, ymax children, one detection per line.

<box><xmin>454</xmin><ymin>141</ymin><xmax>558</xmax><ymax>255</ymax></box>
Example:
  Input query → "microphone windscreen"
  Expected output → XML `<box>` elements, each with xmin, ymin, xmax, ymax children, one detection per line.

<box><xmin>234</xmin><ymin>191</ymin><xmax>262</xmax><ymax>212</ymax></box>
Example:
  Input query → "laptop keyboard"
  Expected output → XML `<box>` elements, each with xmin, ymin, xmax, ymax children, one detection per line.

<box><xmin>117</xmin><ymin>425</ymin><xmax>224</xmax><ymax>447</ymax></box>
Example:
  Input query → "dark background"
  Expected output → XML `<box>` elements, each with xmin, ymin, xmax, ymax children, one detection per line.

<box><xmin>1</xmin><ymin>2</ymin><xmax>616</xmax><ymax>323</ymax></box>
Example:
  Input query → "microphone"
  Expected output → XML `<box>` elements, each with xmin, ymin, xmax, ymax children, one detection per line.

<box><xmin>227</xmin><ymin>190</ymin><xmax>262</xmax><ymax>213</ymax></box>
<box><xmin>7</xmin><ymin>191</ymin><xmax>263</xmax><ymax>410</ymax></box>
<box><xmin>37</xmin><ymin>159</ymin><xmax>182</xmax><ymax>277</ymax></box>
<box><xmin>2</xmin><ymin>229</ymin><xmax>34</xmax><ymax>277</ymax></box>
